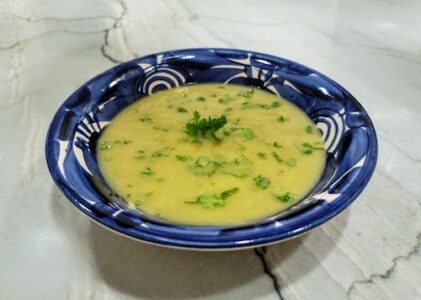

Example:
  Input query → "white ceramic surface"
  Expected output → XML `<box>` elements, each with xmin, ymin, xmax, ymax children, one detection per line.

<box><xmin>1</xmin><ymin>0</ymin><xmax>420</xmax><ymax>299</ymax></box>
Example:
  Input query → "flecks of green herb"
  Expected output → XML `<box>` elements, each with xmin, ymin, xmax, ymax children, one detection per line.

<box><xmin>141</xmin><ymin>167</ymin><xmax>154</xmax><ymax>176</ymax></box>
<box><xmin>114</xmin><ymin>140</ymin><xmax>132</xmax><ymax>144</ymax></box>
<box><xmin>153</xmin><ymin>126</ymin><xmax>169</xmax><ymax>132</ymax></box>
<box><xmin>254</xmin><ymin>175</ymin><xmax>271</xmax><ymax>189</ymax></box>
<box><xmin>185</xmin><ymin>187</ymin><xmax>239</xmax><ymax>208</ymax></box>
<box><xmin>238</xmin><ymin>88</ymin><xmax>254</xmax><ymax>98</ymax></box>
<box><xmin>277</xmin><ymin>116</ymin><xmax>288</xmax><ymax>123</ymax></box>
<box><xmin>134</xmin><ymin>199</ymin><xmax>142</xmax><ymax>208</ymax></box>
<box><xmin>272</xmin><ymin>151</ymin><xmax>283</xmax><ymax>163</ymax></box>
<box><xmin>157</xmin><ymin>177</ymin><xmax>165</xmax><ymax>182</ymax></box>
<box><xmin>225</xmin><ymin>107</ymin><xmax>233</xmax><ymax>112</ymax></box>
<box><xmin>196</xmin><ymin>96</ymin><xmax>206</xmax><ymax>102</ymax></box>
<box><xmin>139</xmin><ymin>115</ymin><xmax>152</xmax><ymax>122</ymax></box>
<box><xmin>306</xmin><ymin>126</ymin><xmax>313</xmax><ymax>133</ymax></box>
<box><xmin>152</xmin><ymin>150</ymin><xmax>170</xmax><ymax>158</ymax></box>
<box><xmin>303</xmin><ymin>149</ymin><xmax>313</xmax><ymax>155</ymax></box>
<box><xmin>285</xmin><ymin>158</ymin><xmax>297</xmax><ymax>167</ymax></box>
<box><xmin>273</xmin><ymin>141</ymin><xmax>282</xmax><ymax>148</ymax></box>
<box><xmin>134</xmin><ymin>150</ymin><xmax>146</xmax><ymax>159</ymax></box>
<box><xmin>109</xmin><ymin>191</ymin><xmax>118</xmax><ymax>197</ymax></box>
<box><xmin>239</xmin><ymin>128</ymin><xmax>254</xmax><ymax>140</ymax></box>
<box><xmin>127</xmin><ymin>184</ymin><xmax>133</xmax><ymax>188</ymax></box>
<box><xmin>257</xmin><ymin>152</ymin><xmax>267</xmax><ymax>159</ymax></box>
<box><xmin>275</xmin><ymin>192</ymin><xmax>296</xmax><ymax>203</ymax></box>
<box><xmin>233</xmin><ymin>118</ymin><xmax>241</xmax><ymax>125</ymax></box>
<box><xmin>177</xmin><ymin>107</ymin><xmax>188</xmax><ymax>113</ymax></box>
<box><xmin>176</xmin><ymin>155</ymin><xmax>189</xmax><ymax>161</ymax></box>
<box><xmin>126</xmin><ymin>193</ymin><xmax>131</xmax><ymax>198</ymax></box>
<box><xmin>271</xmin><ymin>101</ymin><xmax>281</xmax><ymax>108</ymax></box>
<box><xmin>195</xmin><ymin>156</ymin><xmax>210</xmax><ymax>167</ymax></box>
<box><xmin>302</xmin><ymin>142</ymin><xmax>324</xmax><ymax>150</ymax></box>
<box><xmin>99</xmin><ymin>141</ymin><xmax>112</xmax><ymax>150</ymax></box>
<box><xmin>185</xmin><ymin>111</ymin><xmax>228</xmax><ymax>142</ymax></box>
<box><xmin>218</xmin><ymin>86</ymin><xmax>225</xmax><ymax>89</ymax></box>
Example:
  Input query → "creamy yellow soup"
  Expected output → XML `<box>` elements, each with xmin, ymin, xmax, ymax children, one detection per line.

<box><xmin>97</xmin><ymin>84</ymin><xmax>326</xmax><ymax>226</ymax></box>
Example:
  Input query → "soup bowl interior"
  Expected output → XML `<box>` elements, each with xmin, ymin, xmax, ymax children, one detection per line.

<box><xmin>46</xmin><ymin>48</ymin><xmax>377</xmax><ymax>249</ymax></box>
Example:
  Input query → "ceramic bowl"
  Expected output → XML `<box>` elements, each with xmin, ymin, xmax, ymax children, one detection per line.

<box><xmin>45</xmin><ymin>48</ymin><xmax>377</xmax><ymax>250</ymax></box>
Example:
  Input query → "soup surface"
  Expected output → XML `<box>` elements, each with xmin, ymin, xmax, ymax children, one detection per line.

<box><xmin>97</xmin><ymin>84</ymin><xmax>326</xmax><ymax>225</ymax></box>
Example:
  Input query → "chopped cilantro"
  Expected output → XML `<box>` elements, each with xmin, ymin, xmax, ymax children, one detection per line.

<box><xmin>114</xmin><ymin>140</ymin><xmax>132</xmax><ymax>144</ymax></box>
<box><xmin>254</xmin><ymin>175</ymin><xmax>271</xmax><ymax>189</ymax></box>
<box><xmin>272</xmin><ymin>101</ymin><xmax>281</xmax><ymax>108</ymax></box>
<box><xmin>257</xmin><ymin>152</ymin><xmax>267</xmax><ymax>159</ymax></box>
<box><xmin>185</xmin><ymin>111</ymin><xmax>228</xmax><ymax>142</ymax></box>
<box><xmin>238</xmin><ymin>88</ymin><xmax>254</xmax><ymax>98</ymax></box>
<box><xmin>239</xmin><ymin>128</ymin><xmax>254</xmax><ymax>140</ymax></box>
<box><xmin>277</xmin><ymin>116</ymin><xmax>287</xmax><ymax>123</ymax></box>
<box><xmin>185</xmin><ymin>187</ymin><xmax>239</xmax><ymax>208</ymax></box>
<box><xmin>272</xmin><ymin>151</ymin><xmax>283</xmax><ymax>163</ymax></box>
<box><xmin>196</xmin><ymin>96</ymin><xmax>206</xmax><ymax>102</ymax></box>
<box><xmin>195</xmin><ymin>156</ymin><xmax>210</xmax><ymax>167</ymax></box>
<box><xmin>276</xmin><ymin>192</ymin><xmax>296</xmax><ymax>203</ymax></box>
<box><xmin>99</xmin><ymin>141</ymin><xmax>112</xmax><ymax>150</ymax></box>
<box><xmin>273</xmin><ymin>141</ymin><xmax>282</xmax><ymax>148</ymax></box>
<box><xmin>220</xmin><ymin>187</ymin><xmax>239</xmax><ymax>200</ymax></box>
<box><xmin>153</xmin><ymin>126</ymin><xmax>169</xmax><ymax>132</ymax></box>
<box><xmin>176</xmin><ymin>155</ymin><xmax>188</xmax><ymax>161</ymax></box>
<box><xmin>302</xmin><ymin>142</ymin><xmax>324</xmax><ymax>151</ymax></box>
<box><xmin>303</xmin><ymin>149</ymin><xmax>313</xmax><ymax>155</ymax></box>
<box><xmin>306</xmin><ymin>126</ymin><xmax>313</xmax><ymax>133</ymax></box>
<box><xmin>141</xmin><ymin>167</ymin><xmax>154</xmax><ymax>176</ymax></box>
<box><xmin>177</xmin><ymin>107</ymin><xmax>188</xmax><ymax>113</ymax></box>
<box><xmin>109</xmin><ymin>191</ymin><xmax>118</xmax><ymax>197</ymax></box>
<box><xmin>139</xmin><ymin>115</ymin><xmax>152</xmax><ymax>122</ymax></box>
<box><xmin>285</xmin><ymin>158</ymin><xmax>297</xmax><ymax>167</ymax></box>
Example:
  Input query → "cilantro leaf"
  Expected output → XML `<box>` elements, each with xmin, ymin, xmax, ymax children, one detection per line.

<box><xmin>185</xmin><ymin>111</ymin><xmax>228</xmax><ymax>142</ymax></box>
<box><xmin>272</xmin><ymin>151</ymin><xmax>283</xmax><ymax>163</ymax></box>
<box><xmin>254</xmin><ymin>175</ymin><xmax>271</xmax><ymax>189</ymax></box>
<box><xmin>275</xmin><ymin>192</ymin><xmax>296</xmax><ymax>203</ymax></box>
<box><xmin>185</xmin><ymin>187</ymin><xmax>239</xmax><ymax>208</ymax></box>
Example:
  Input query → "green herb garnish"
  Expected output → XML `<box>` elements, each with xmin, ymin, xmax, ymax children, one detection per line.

<box><xmin>285</xmin><ymin>158</ymin><xmax>297</xmax><ymax>167</ymax></box>
<box><xmin>302</xmin><ymin>142</ymin><xmax>324</xmax><ymax>153</ymax></box>
<box><xmin>176</xmin><ymin>155</ymin><xmax>188</xmax><ymax>161</ymax></box>
<box><xmin>277</xmin><ymin>116</ymin><xmax>287</xmax><ymax>123</ymax></box>
<box><xmin>272</xmin><ymin>101</ymin><xmax>281</xmax><ymax>108</ymax></box>
<box><xmin>141</xmin><ymin>167</ymin><xmax>154</xmax><ymax>176</ymax></box>
<box><xmin>273</xmin><ymin>141</ymin><xmax>282</xmax><ymax>148</ymax></box>
<box><xmin>185</xmin><ymin>111</ymin><xmax>228</xmax><ymax>142</ymax></box>
<box><xmin>239</xmin><ymin>128</ymin><xmax>254</xmax><ymax>140</ymax></box>
<box><xmin>196</xmin><ymin>96</ymin><xmax>206</xmax><ymax>102</ymax></box>
<box><xmin>254</xmin><ymin>175</ymin><xmax>271</xmax><ymax>189</ymax></box>
<box><xmin>257</xmin><ymin>152</ymin><xmax>267</xmax><ymax>159</ymax></box>
<box><xmin>185</xmin><ymin>187</ymin><xmax>239</xmax><ymax>208</ymax></box>
<box><xmin>139</xmin><ymin>115</ymin><xmax>152</xmax><ymax>122</ymax></box>
<box><xmin>276</xmin><ymin>192</ymin><xmax>296</xmax><ymax>203</ymax></box>
<box><xmin>306</xmin><ymin>126</ymin><xmax>313</xmax><ymax>133</ymax></box>
<box><xmin>99</xmin><ymin>141</ymin><xmax>112</xmax><ymax>150</ymax></box>
<box><xmin>177</xmin><ymin>107</ymin><xmax>188</xmax><ymax>113</ymax></box>
<box><xmin>272</xmin><ymin>151</ymin><xmax>283</xmax><ymax>163</ymax></box>
<box><xmin>238</xmin><ymin>89</ymin><xmax>254</xmax><ymax>98</ymax></box>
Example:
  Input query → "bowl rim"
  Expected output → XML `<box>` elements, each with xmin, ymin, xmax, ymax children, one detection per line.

<box><xmin>45</xmin><ymin>47</ymin><xmax>378</xmax><ymax>250</ymax></box>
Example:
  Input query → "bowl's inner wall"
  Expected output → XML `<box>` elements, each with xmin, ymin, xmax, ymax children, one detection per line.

<box><xmin>48</xmin><ymin>49</ymin><xmax>376</xmax><ymax>232</ymax></box>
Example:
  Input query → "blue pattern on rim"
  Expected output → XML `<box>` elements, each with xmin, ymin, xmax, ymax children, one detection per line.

<box><xmin>45</xmin><ymin>48</ymin><xmax>377</xmax><ymax>249</ymax></box>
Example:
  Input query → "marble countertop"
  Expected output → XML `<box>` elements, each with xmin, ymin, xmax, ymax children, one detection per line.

<box><xmin>1</xmin><ymin>0</ymin><xmax>420</xmax><ymax>299</ymax></box>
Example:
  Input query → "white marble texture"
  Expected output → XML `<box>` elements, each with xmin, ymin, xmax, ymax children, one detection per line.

<box><xmin>1</xmin><ymin>0</ymin><xmax>420</xmax><ymax>299</ymax></box>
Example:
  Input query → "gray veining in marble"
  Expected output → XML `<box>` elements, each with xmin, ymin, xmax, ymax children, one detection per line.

<box><xmin>1</xmin><ymin>0</ymin><xmax>421</xmax><ymax>299</ymax></box>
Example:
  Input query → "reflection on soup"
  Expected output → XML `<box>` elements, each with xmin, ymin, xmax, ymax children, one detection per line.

<box><xmin>97</xmin><ymin>84</ymin><xmax>326</xmax><ymax>226</ymax></box>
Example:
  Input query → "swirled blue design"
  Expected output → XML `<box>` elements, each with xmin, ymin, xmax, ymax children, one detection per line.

<box><xmin>45</xmin><ymin>48</ymin><xmax>377</xmax><ymax>249</ymax></box>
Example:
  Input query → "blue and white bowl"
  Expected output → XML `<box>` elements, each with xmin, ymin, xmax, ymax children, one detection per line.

<box><xmin>45</xmin><ymin>48</ymin><xmax>377</xmax><ymax>250</ymax></box>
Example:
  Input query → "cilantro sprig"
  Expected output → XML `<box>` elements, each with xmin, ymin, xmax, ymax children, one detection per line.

<box><xmin>185</xmin><ymin>187</ymin><xmax>239</xmax><ymax>208</ymax></box>
<box><xmin>185</xmin><ymin>111</ymin><xmax>228</xmax><ymax>142</ymax></box>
